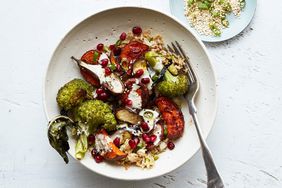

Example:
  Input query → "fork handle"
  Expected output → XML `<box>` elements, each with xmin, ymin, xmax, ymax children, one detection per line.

<box><xmin>189</xmin><ymin>103</ymin><xmax>224</xmax><ymax>188</ymax></box>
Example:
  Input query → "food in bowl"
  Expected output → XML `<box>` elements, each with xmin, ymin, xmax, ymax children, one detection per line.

<box><xmin>48</xmin><ymin>26</ymin><xmax>190</xmax><ymax>169</ymax></box>
<box><xmin>184</xmin><ymin>0</ymin><xmax>246</xmax><ymax>36</ymax></box>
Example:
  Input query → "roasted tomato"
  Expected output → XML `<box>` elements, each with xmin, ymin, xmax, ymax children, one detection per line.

<box><xmin>120</xmin><ymin>41</ymin><xmax>149</xmax><ymax>63</ymax></box>
<box><xmin>80</xmin><ymin>50</ymin><xmax>101</xmax><ymax>87</ymax></box>
<box><xmin>155</xmin><ymin>97</ymin><xmax>184</xmax><ymax>140</ymax></box>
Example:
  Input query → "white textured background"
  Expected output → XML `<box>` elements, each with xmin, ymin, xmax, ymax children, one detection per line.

<box><xmin>0</xmin><ymin>0</ymin><xmax>282</xmax><ymax>187</ymax></box>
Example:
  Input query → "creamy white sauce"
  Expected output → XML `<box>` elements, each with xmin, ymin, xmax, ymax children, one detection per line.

<box><xmin>152</xmin><ymin>124</ymin><xmax>162</xmax><ymax>146</ymax></box>
<box><xmin>154</xmin><ymin>57</ymin><xmax>164</xmax><ymax>72</ymax></box>
<box><xmin>139</xmin><ymin>70</ymin><xmax>153</xmax><ymax>90</ymax></box>
<box><xmin>139</xmin><ymin>109</ymin><xmax>159</xmax><ymax>132</ymax></box>
<box><xmin>105</xmin><ymin>75</ymin><xmax>123</xmax><ymax>93</ymax></box>
<box><xmin>128</xmin><ymin>91</ymin><xmax>142</xmax><ymax>110</ymax></box>
<box><xmin>79</xmin><ymin>61</ymin><xmax>106</xmax><ymax>82</ymax></box>
<box><xmin>117</xmin><ymin>123</ymin><xmax>142</xmax><ymax>136</ymax></box>
<box><xmin>95</xmin><ymin>133</ymin><xmax>112</xmax><ymax>155</ymax></box>
<box><xmin>98</xmin><ymin>53</ymin><xmax>110</xmax><ymax>64</ymax></box>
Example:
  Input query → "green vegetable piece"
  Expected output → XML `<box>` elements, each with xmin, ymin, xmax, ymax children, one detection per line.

<box><xmin>75</xmin><ymin>133</ymin><xmax>88</xmax><ymax>160</ymax></box>
<box><xmin>115</xmin><ymin>40</ymin><xmax>122</xmax><ymax>46</ymax></box>
<box><xmin>108</xmin><ymin>63</ymin><xmax>116</xmax><ymax>71</ymax></box>
<box><xmin>198</xmin><ymin>2</ymin><xmax>209</xmax><ymax>10</ymax></box>
<box><xmin>56</xmin><ymin>79</ymin><xmax>93</xmax><ymax>111</ymax></box>
<box><xmin>156</xmin><ymin>71</ymin><xmax>189</xmax><ymax>97</ymax></box>
<box><xmin>74</xmin><ymin>100</ymin><xmax>117</xmax><ymax>133</ymax></box>
<box><xmin>145</xmin><ymin>51</ymin><xmax>164</xmax><ymax>72</ymax></box>
<box><xmin>48</xmin><ymin>116</ymin><xmax>74</xmax><ymax>164</ymax></box>
<box><xmin>152</xmin><ymin>74</ymin><xmax>159</xmax><ymax>82</ymax></box>
<box><xmin>93</xmin><ymin>51</ymin><xmax>99</xmax><ymax>63</ymax></box>
<box><xmin>222</xmin><ymin>19</ymin><xmax>229</xmax><ymax>27</ymax></box>
<box><xmin>168</xmin><ymin>64</ymin><xmax>178</xmax><ymax>76</ymax></box>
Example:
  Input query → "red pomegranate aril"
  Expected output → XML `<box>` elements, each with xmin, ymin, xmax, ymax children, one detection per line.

<box><xmin>141</xmin><ymin>77</ymin><xmax>150</xmax><ymax>84</ymax></box>
<box><xmin>142</xmin><ymin>133</ymin><xmax>151</xmax><ymax>143</ymax></box>
<box><xmin>150</xmin><ymin>135</ymin><xmax>157</xmax><ymax>143</ymax></box>
<box><xmin>129</xmin><ymin>139</ymin><xmax>137</xmax><ymax>149</ymax></box>
<box><xmin>96</xmin><ymin>88</ymin><xmax>105</xmax><ymax>95</ymax></box>
<box><xmin>94</xmin><ymin>154</ymin><xmax>104</xmax><ymax>163</ymax></box>
<box><xmin>113</xmin><ymin>47</ymin><xmax>121</xmax><ymax>56</ymax></box>
<box><xmin>140</xmin><ymin>122</ymin><xmax>149</xmax><ymax>132</ymax></box>
<box><xmin>132</xmin><ymin>26</ymin><xmax>142</xmax><ymax>35</ymax></box>
<box><xmin>167</xmin><ymin>141</ymin><xmax>175</xmax><ymax>150</ymax></box>
<box><xmin>120</xmin><ymin>32</ymin><xmax>127</xmax><ymax>41</ymax></box>
<box><xmin>98</xmin><ymin>92</ymin><xmax>108</xmax><ymax>101</ymax></box>
<box><xmin>91</xmin><ymin>148</ymin><xmax>98</xmax><ymax>157</ymax></box>
<box><xmin>97</xmin><ymin>43</ymin><xmax>104</xmax><ymax>51</ymax></box>
<box><xmin>135</xmin><ymin>69</ymin><xmax>144</xmax><ymax>78</ymax></box>
<box><xmin>126</xmin><ymin>99</ymin><xmax>132</xmax><ymax>106</ymax></box>
<box><xmin>134</xmin><ymin>137</ymin><xmax>140</xmax><ymax>145</ymax></box>
<box><xmin>126</xmin><ymin>69</ymin><xmax>132</xmax><ymax>76</ymax></box>
<box><xmin>100</xmin><ymin>59</ymin><xmax>109</xmax><ymax>67</ymax></box>
<box><xmin>87</xmin><ymin>134</ymin><xmax>95</xmax><ymax>145</ymax></box>
<box><xmin>113</xmin><ymin>137</ymin><xmax>120</xmax><ymax>147</ymax></box>
<box><xmin>109</xmin><ymin>44</ymin><xmax>115</xmax><ymax>50</ymax></box>
<box><xmin>104</xmin><ymin>67</ymin><xmax>112</xmax><ymax>75</ymax></box>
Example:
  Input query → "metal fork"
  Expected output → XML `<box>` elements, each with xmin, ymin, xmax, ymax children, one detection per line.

<box><xmin>167</xmin><ymin>41</ymin><xmax>224</xmax><ymax>188</ymax></box>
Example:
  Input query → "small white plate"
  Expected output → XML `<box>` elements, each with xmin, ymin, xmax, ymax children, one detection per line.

<box><xmin>170</xmin><ymin>0</ymin><xmax>257</xmax><ymax>42</ymax></box>
<box><xmin>44</xmin><ymin>7</ymin><xmax>217</xmax><ymax>180</ymax></box>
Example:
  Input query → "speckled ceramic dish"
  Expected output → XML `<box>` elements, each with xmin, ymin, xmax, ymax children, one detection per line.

<box><xmin>43</xmin><ymin>7</ymin><xmax>217</xmax><ymax>180</ymax></box>
<box><xmin>170</xmin><ymin>0</ymin><xmax>257</xmax><ymax>42</ymax></box>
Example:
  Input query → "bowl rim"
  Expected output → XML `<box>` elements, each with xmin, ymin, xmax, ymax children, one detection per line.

<box><xmin>43</xmin><ymin>6</ymin><xmax>218</xmax><ymax>181</ymax></box>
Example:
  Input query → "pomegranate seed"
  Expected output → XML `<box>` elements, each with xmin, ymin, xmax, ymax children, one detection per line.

<box><xmin>150</xmin><ymin>135</ymin><xmax>157</xmax><ymax>143</ymax></box>
<box><xmin>129</xmin><ymin>139</ymin><xmax>137</xmax><ymax>149</ymax></box>
<box><xmin>140</xmin><ymin>122</ymin><xmax>149</xmax><ymax>132</ymax></box>
<box><xmin>141</xmin><ymin>77</ymin><xmax>150</xmax><ymax>84</ymax></box>
<box><xmin>97</xmin><ymin>43</ymin><xmax>104</xmax><ymax>51</ymax></box>
<box><xmin>87</xmin><ymin>134</ymin><xmax>95</xmax><ymax>145</ymax></box>
<box><xmin>132</xmin><ymin>26</ymin><xmax>142</xmax><ymax>35</ymax></box>
<box><xmin>113</xmin><ymin>137</ymin><xmax>120</xmax><ymax>147</ymax></box>
<box><xmin>142</xmin><ymin>133</ymin><xmax>151</xmax><ymax>143</ymax></box>
<box><xmin>126</xmin><ymin>69</ymin><xmax>132</xmax><ymax>76</ymax></box>
<box><xmin>104</xmin><ymin>67</ymin><xmax>112</xmax><ymax>75</ymax></box>
<box><xmin>135</xmin><ymin>69</ymin><xmax>144</xmax><ymax>78</ymax></box>
<box><xmin>97</xmin><ymin>92</ymin><xmax>108</xmax><ymax>101</ymax></box>
<box><xmin>134</xmin><ymin>137</ymin><xmax>140</xmax><ymax>145</ymax></box>
<box><xmin>109</xmin><ymin>44</ymin><xmax>115</xmax><ymax>50</ymax></box>
<box><xmin>113</xmin><ymin>47</ymin><xmax>121</xmax><ymax>56</ymax></box>
<box><xmin>91</xmin><ymin>148</ymin><xmax>98</xmax><ymax>157</ymax></box>
<box><xmin>96</xmin><ymin>88</ymin><xmax>105</xmax><ymax>95</ymax></box>
<box><xmin>120</xmin><ymin>32</ymin><xmax>127</xmax><ymax>40</ymax></box>
<box><xmin>126</xmin><ymin>99</ymin><xmax>132</xmax><ymax>106</ymax></box>
<box><xmin>116</xmin><ymin>63</ymin><xmax>121</xmax><ymax>71</ymax></box>
<box><xmin>94</xmin><ymin>154</ymin><xmax>104</xmax><ymax>163</ymax></box>
<box><xmin>167</xmin><ymin>141</ymin><xmax>175</xmax><ymax>150</ymax></box>
<box><xmin>100</xmin><ymin>59</ymin><xmax>108</xmax><ymax>67</ymax></box>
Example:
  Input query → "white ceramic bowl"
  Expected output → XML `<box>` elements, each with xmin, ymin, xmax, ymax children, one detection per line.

<box><xmin>44</xmin><ymin>7</ymin><xmax>217</xmax><ymax>180</ymax></box>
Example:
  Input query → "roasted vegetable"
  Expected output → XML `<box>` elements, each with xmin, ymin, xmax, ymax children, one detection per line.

<box><xmin>75</xmin><ymin>133</ymin><xmax>88</xmax><ymax>160</ymax></box>
<box><xmin>72</xmin><ymin>56</ymin><xmax>125</xmax><ymax>94</ymax></box>
<box><xmin>48</xmin><ymin>116</ymin><xmax>75</xmax><ymax>163</ymax></box>
<box><xmin>155</xmin><ymin>97</ymin><xmax>184</xmax><ymax>140</ymax></box>
<box><xmin>145</xmin><ymin>51</ymin><xmax>164</xmax><ymax>73</ymax></box>
<box><xmin>81</xmin><ymin>50</ymin><xmax>100</xmax><ymax>64</ymax></box>
<box><xmin>133</xmin><ymin>59</ymin><xmax>147</xmax><ymax>74</ymax></box>
<box><xmin>115</xmin><ymin>108</ymin><xmax>143</xmax><ymax>125</ymax></box>
<box><xmin>56</xmin><ymin>79</ymin><xmax>93</xmax><ymax>111</ymax></box>
<box><xmin>120</xmin><ymin>41</ymin><xmax>149</xmax><ymax>62</ymax></box>
<box><xmin>74</xmin><ymin>100</ymin><xmax>117</xmax><ymax>132</ymax></box>
<box><xmin>156</xmin><ymin>71</ymin><xmax>189</xmax><ymax>97</ymax></box>
<box><xmin>97</xmin><ymin>129</ymin><xmax>127</xmax><ymax>160</ymax></box>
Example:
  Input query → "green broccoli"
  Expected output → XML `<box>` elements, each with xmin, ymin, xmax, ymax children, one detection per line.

<box><xmin>56</xmin><ymin>79</ymin><xmax>93</xmax><ymax>111</ymax></box>
<box><xmin>156</xmin><ymin>71</ymin><xmax>189</xmax><ymax>97</ymax></box>
<box><xmin>74</xmin><ymin>100</ymin><xmax>117</xmax><ymax>133</ymax></box>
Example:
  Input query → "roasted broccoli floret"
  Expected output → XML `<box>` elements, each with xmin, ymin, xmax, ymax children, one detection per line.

<box><xmin>56</xmin><ymin>79</ymin><xmax>93</xmax><ymax>111</ymax></box>
<box><xmin>156</xmin><ymin>71</ymin><xmax>189</xmax><ymax>97</ymax></box>
<box><xmin>74</xmin><ymin>100</ymin><xmax>117</xmax><ymax>132</ymax></box>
